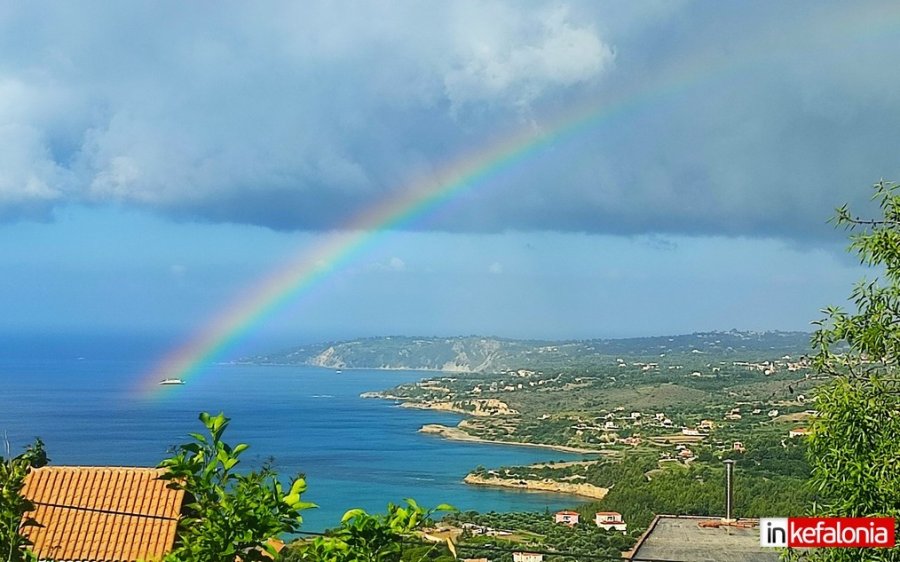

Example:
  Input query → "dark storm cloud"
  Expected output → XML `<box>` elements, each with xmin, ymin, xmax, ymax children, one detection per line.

<box><xmin>0</xmin><ymin>1</ymin><xmax>897</xmax><ymax>241</ymax></box>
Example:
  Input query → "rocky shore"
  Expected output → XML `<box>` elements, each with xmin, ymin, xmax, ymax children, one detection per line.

<box><xmin>418</xmin><ymin>423</ymin><xmax>601</xmax><ymax>454</ymax></box>
<box><xmin>463</xmin><ymin>473</ymin><xmax>609</xmax><ymax>500</ymax></box>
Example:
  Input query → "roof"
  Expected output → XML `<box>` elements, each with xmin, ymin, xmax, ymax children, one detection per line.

<box><xmin>596</xmin><ymin>511</ymin><xmax>622</xmax><ymax>516</ymax></box>
<box><xmin>627</xmin><ymin>515</ymin><xmax>779</xmax><ymax>562</ymax></box>
<box><xmin>555</xmin><ymin>510</ymin><xmax>579</xmax><ymax>515</ymax></box>
<box><xmin>22</xmin><ymin>466</ymin><xmax>185</xmax><ymax>562</ymax></box>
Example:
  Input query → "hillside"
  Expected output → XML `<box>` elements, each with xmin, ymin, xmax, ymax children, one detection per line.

<box><xmin>246</xmin><ymin>330</ymin><xmax>811</xmax><ymax>372</ymax></box>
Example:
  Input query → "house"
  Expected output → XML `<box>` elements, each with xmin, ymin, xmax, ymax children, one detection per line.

<box><xmin>595</xmin><ymin>511</ymin><xmax>627</xmax><ymax>532</ymax></box>
<box><xmin>681</xmin><ymin>427</ymin><xmax>701</xmax><ymax>436</ymax></box>
<box><xmin>789</xmin><ymin>427</ymin><xmax>809</xmax><ymax>438</ymax></box>
<box><xmin>626</xmin><ymin>515</ymin><xmax>779</xmax><ymax>561</ymax></box>
<box><xmin>554</xmin><ymin>510</ymin><xmax>580</xmax><ymax>526</ymax></box>
<box><xmin>512</xmin><ymin>553</ymin><xmax>543</xmax><ymax>562</ymax></box>
<box><xmin>21</xmin><ymin>466</ymin><xmax>185</xmax><ymax>562</ymax></box>
<box><xmin>733</xmin><ymin>441</ymin><xmax>746</xmax><ymax>453</ymax></box>
<box><xmin>461</xmin><ymin>522</ymin><xmax>490</xmax><ymax>535</ymax></box>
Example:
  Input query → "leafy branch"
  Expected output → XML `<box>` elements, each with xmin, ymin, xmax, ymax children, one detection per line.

<box><xmin>159</xmin><ymin>412</ymin><xmax>315</xmax><ymax>562</ymax></box>
<box><xmin>0</xmin><ymin>439</ymin><xmax>47</xmax><ymax>562</ymax></box>
<box><xmin>802</xmin><ymin>180</ymin><xmax>900</xmax><ymax>561</ymax></box>
<box><xmin>287</xmin><ymin>499</ymin><xmax>456</xmax><ymax>562</ymax></box>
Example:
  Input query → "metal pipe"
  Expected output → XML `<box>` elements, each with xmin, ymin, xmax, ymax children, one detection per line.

<box><xmin>724</xmin><ymin>459</ymin><xmax>735</xmax><ymax>521</ymax></box>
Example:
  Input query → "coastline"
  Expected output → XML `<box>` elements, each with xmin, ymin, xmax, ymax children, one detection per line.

<box><xmin>463</xmin><ymin>473</ymin><xmax>609</xmax><ymax>500</ymax></box>
<box><xmin>419</xmin><ymin>423</ymin><xmax>602</xmax><ymax>455</ymax></box>
<box><xmin>244</xmin><ymin>362</ymin><xmax>477</xmax><ymax>374</ymax></box>
<box><xmin>400</xmin><ymin>401</ymin><xmax>472</xmax><ymax>415</ymax></box>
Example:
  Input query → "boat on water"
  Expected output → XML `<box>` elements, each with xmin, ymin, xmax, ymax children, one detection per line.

<box><xmin>159</xmin><ymin>378</ymin><xmax>185</xmax><ymax>385</ymax></box>
<box><xmin>335</xmin><ymin>369</ymin><xmax>342</xmax><ymax>374</ymax></box>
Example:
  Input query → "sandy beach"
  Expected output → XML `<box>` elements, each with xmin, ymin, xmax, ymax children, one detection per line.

<box><xmin>463</xmin><ymin>473</ymin><xmax>609</xmax><ymax>500</ymax></box>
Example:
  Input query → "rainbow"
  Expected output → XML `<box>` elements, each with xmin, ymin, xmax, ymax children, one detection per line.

<box><xmin>143</xmin><ymin>83</ymin><xmax>651</xmax><ymax>395</ymax></box>
<box><xmin>142</xmin><ymin>2</ymin><xmax>900</xmax><ymax>395</ymax></box>
<box><xmin>142</xmin><ymin>92</ymin><xmax>619</xmax><ymax>395</ymax></box>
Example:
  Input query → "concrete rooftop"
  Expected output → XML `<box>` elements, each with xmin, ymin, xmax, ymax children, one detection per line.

<box><xmin>628</xmin><ymin>515</ymin><xmax>780</xmax><ymax>562</ymax></box>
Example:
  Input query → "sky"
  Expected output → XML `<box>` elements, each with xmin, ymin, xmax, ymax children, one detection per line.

<box><xmin>1</xmin><ymin>1</ymin><xmax>899</xmax><ymax>346</ymax></box>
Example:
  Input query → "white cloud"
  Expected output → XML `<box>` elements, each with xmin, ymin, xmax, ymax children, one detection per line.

<box><xmin>0</xmin><ymin>2</ymin><xmax>896</xmax><ymax>241</ymax></box>
<box><xmin>0</xmin><ymin>123</ymin><xmax>66</xmax><ymax>204</ymax></box>
<box><xmin>0</xmin><ymin>78</ymin><xmax>71</xmax><ymax>207</ymax></box>
<box><xmin>364</xmin><ymin>256</ymin><xmax>408</xmax><ymax>273</ymax></box>
<box><xmin>443</xmin><ymin>5</ymin><xmax>614</xmax><ymax>113</ymax></box>
<box><xmin>389</xmin><ymin>257</ymin><xmax>406</xmax><ymax>271</ymax></box>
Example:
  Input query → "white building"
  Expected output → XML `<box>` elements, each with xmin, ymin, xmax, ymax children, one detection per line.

<box><xmin>513</xmin><ymin>553</ymin><xmax>543</xmax><ymax>562</ymax></box>
<box><xmin>596</xmin><ymin>511</ymin><xmax>628</xmax><ymax>532</ymax></box>
<box><xmin>554</xmin><ymin>510</ymin><xmax>579</xmax><ymax>526</ymax></box>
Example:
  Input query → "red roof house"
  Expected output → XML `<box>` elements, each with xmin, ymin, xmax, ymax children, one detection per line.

<box><xmin>21</xmin><ymin>466</ymin><xmax>185</xmax><ymax>562</ymax></box>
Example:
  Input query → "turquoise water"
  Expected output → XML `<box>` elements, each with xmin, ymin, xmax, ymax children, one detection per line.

<box><xmin>0</xmin><ymin>334</ymin><xmax>587</xmax><ymax>530</ymax></box>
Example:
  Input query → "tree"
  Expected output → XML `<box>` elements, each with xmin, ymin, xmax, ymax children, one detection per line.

<box><xmin>159</xmin><ymin>412</ymin><xmax>315</xmax><ymax>561</ymax></box>
<box><xmin>804</xmin><ymin>180</ymin><xmax>900</xmax><ymax>561</ymax></box>
<box><xmin>283</xmin><ymin>499</ymin><xmax>455</xmax><ymax>562</ymax></box>
<box><xmin>0</xmin><ymin>439</ymin><xmax>47</xmax><ymax>562</ymax></box>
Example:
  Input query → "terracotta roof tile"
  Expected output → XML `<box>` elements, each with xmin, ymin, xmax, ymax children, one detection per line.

<box><xmin>22</xmin><ymin>466</ymin><xmax>185</xmax><ymax>562</ymax></box>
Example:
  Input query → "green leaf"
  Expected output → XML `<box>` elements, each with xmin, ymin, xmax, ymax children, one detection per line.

<box><xmin>341</xmin><ymin>508</ymin><xmax>367</xmax><ymax>523</ymax></box>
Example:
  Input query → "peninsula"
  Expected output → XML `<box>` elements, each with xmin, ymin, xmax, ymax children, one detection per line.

<box><xmin>250</xmin><ymin>331</ymin><xmax>817</xmax><ymax>520</ymax></box>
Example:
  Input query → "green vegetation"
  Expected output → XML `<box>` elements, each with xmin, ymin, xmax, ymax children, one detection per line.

<box><xmin>801</xmin><ymin>180</ymin><xmax>900</xmax><ymax>561</ymax></box>
<box><xmin>472</xmin><ymin>430</ymin><xmax>813</xmax><ymax>531</ymax></box>
<box><xmin>0</xmin><ymin>413</ymin><xmax>445</xmax><ymax>562</ymax></box>
<box><xmin>14</xmin><ymin>181</ymin><xmax>900</xmax><ymax>560</ymax></box>
<box><xmin>350</xmin><ymin>333</ymin><xmax>820</xmax><ymax>551</ymax></box>
<box><xmin>281</xmin><ymin>500</ymin><xmax>456</xmax><ymax>562</ymax></box>
<box><xmin>159</xmin><ymin>412</ymin><xmax>315</xmax><ymax>561</ymax></box>
<box><xmin>376</xmin><ymin>342</ymin><xmax>813</xmax><ymax>453</ymax></box>
<box><xmin>1</xmin><ymin>439</ymin><xmax>46</xmax><ymax>562</ymax></box>
<box><xmin>591</xmin><ymin>454</ymin><xmax>811</xmax><ymax>528</ymax></box>
<box><xmin>248</xmin><ymin>330</ymin><xmax>811</xmax><ymax>373</ymax></box>
<box><xmin>441</xmin><ymin>510</ymin><xmax>635</xmax><ymax>562</ymax></box>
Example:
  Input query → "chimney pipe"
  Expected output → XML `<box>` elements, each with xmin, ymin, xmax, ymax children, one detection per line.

<box><xmin>724</xmin><ymin>459</ymin><xmax>735</xmax><ymax>522</ymax></box>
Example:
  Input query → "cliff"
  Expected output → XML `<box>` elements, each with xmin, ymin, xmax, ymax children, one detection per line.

<box><xmin>245</xmin><ymin>331</ymin><xmax>812</xmax><ymax>373</ymax></box>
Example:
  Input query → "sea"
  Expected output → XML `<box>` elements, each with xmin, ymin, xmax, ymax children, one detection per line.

<box><xmin>0</xmin><ymin>332</ymin><xmax>587</xmax><ymax>530</ymax></box>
